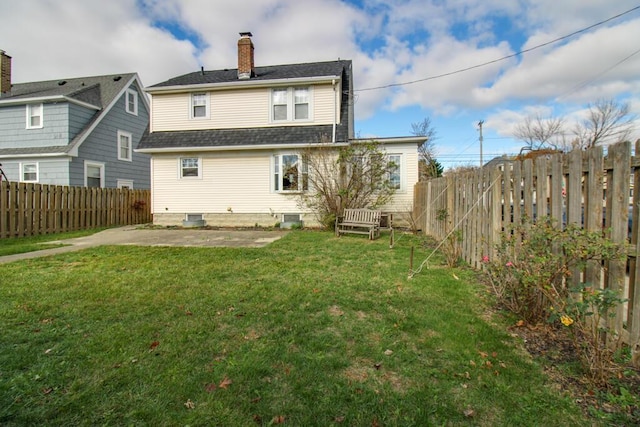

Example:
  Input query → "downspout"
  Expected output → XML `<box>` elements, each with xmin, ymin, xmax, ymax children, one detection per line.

<box><xmin>332</xmin><ymin>79</ymin><xmax>336</xmax><ymax>143</ymax></box>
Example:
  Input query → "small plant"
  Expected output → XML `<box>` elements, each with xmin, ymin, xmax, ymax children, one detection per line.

<box><xmin>132</xmin><ymin>200</ymin><xmax>146</xmax><ymax>211</ymax></box>
<box><xmin>436</xmin><ymin>209</ymin><xmax>461</xmax><ymax>267</ymax></box>
<box><xmin>483</xmin><ymin>217</ymin><xmax>627</xmax><ymax>384</ymax></box>
<box><xmin>551</xmin><ymin>284</ymin><xmax>628</xmax><ymax>385</ymax></box>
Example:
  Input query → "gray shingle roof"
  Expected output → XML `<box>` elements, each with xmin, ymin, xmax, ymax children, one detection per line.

<box><xmin>138</xmin><ymin>124</ymin><xmax>348</xmax><ymax>151</ymax></box>
<box><xmin>149</xmin><ymin>60</ymin><xmax>350</xmax><ymax>88</ymax></box>
<box><xmin>0</xmin><ymin>73</ymin><xmax>137</xmax><ymax>108</ymax></box>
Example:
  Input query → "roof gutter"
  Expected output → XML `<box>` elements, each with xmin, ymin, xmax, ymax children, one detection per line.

<box><xmin>0</xmin><ymin>95</ymin><xmax>101</xmax><ymax>110</ymax></box>
<box><xmin>135</xmin><ymin>141</ymin><xmax>351</xmax><ymax>154</ymax></box>
<box><xmin>146</xmin><ymin>75</ymin><xmax>342</xmax><ymax>94</ymax></box>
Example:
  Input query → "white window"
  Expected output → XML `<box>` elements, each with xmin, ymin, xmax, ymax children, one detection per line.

<box><xmin>21</xmin><ymin>162</ymin><xmax>38</xmax><ymax>182</ymax></box>
<box><xmin>85</xmin><ymin>162</ymin><xmax>104</xmax><ymax>188</ymax></box>
<box><xmin>117</xmin><ymin>179</ymin><xmax>134</xmax><ymax>189</ymax></box>
<box><xmin>387</xmin><ymin>154</ymin><xmax>402</xmax><ymax>190</ymax></box>
<box><xmin>273</xmin><ymin>154</ymin><xmax>308</xmax><ymax>192</ymax></box>
<box><xmin>271</xmin><ymin>87</ymin><xmax>311</xmax><ymax>122</ymax></box>
<box><xmin>125</xmin><ymin>89</ymin><xmax>138</xmax><ymax>115</ymax></box>
<box><xmin>26</xmin><ymin>103</ymin><xmax>43</xmax><ymax>129</ymax></box>
<box><xmin>180</xmin><ymin>157</ymin><xmax>201</xmax><ymax>178</ymax></box>
<box><xmin>117</xmin><ymin>130</ymin><xmax>132</xmax><ymax>161</ymax></box>
<box><xmin>191</xmin><ymin>93</ymin><xmax>209</xmax><ymax>119</ymax></box>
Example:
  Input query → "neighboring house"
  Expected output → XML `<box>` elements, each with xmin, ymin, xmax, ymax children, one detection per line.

<box><xmin>137</xmin><ymin>33</ymin><xmax>425</xmax><ymax>227</ymax></box>
<box><xmin>0</xmin><ymin>50</ymin><xmax>150</xmax><ymax>189</ymax></box>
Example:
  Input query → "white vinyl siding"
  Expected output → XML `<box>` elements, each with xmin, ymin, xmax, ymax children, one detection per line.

<box><xmin>150</xmin><ymin>84</ymin><xmax>338</xmax><ymax>132</ymax></box>
<box><xmin>149</xmin><ymin>143</ymin><xmax>419</xmax><ymax>216</ymax></box>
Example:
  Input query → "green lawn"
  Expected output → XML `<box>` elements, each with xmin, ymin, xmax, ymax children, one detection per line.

<box><xmin>0</xmin><ymin>229</ymin><xmax>99</xmax><ymax>257</ymax></box>
<box><xmin>0</xmin><ymin>231</ymin><xmax>587</xmax><ymax>425</ymax></box>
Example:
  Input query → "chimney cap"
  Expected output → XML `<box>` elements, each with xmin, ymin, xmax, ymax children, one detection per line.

<box><xmin>239</xmin><ymin>32</ymin><xmax>253</xmax><ymax>38</ymax></box>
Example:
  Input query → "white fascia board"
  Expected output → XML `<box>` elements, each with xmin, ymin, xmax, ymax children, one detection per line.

<box><xmin>0</xmin><ymin>152</ymin><xmax>69</xmax><ymax>159</ymax></box>
<box><xmin>135</xmin><ymin>141</ymin><xmax>350</xmax><ymax>154</ymax></box>
<box><xmin>145</xmin><ymin>75</ymin><xmax>342</xmax><ymax>94</ymax></box>
<box><xmin>351</xmin><ymin>136</ymin><xmax>428</xmax><ymax>145</ymax></box>
<box><xmin>0</xmin><ymin>95</ymin><xmax>100</xmax><ymax>110</ymax></box>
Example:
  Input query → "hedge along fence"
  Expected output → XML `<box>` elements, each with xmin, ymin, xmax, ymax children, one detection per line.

<box><xmin>0</xmin><ymin>181</ymin><xmax>151</xmax><ymax>238</ymax></box>
<box><xmin>414</xmin><ymin>140</ymin><xmax>640</xmax><ymax>365</ymax></box>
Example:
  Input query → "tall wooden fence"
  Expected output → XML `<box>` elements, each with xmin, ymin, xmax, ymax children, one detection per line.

<box><xmin>0</xmin><ymin>182</ymin><xmax>151</xmax><ymax>238</ymax></box>
<box><xmin>414</xmin><ymin>140</ymin><xmax>640</xmax><ymax>364</ymax></box>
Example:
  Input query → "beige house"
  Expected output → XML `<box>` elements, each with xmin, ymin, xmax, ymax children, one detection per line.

<box><xmin>137</xmin><ymin>33</ymin><xmax>425</xmax><ymax>227</ymax></box>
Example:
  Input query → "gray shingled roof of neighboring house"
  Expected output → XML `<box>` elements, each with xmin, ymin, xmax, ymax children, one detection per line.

<box><xmin>139</xmin><ymin>60</ymin><xmax>353</xmax><ymax>151</ymax></box>
<box><xmin>149</xmin><ymin>60</ymin><xmax>351</xmax><ymax>88</ymax></box>
<box><xmin>0</xmin><ymin>73</ymin><xmax>141</xmax><ymax>157</ymax></box>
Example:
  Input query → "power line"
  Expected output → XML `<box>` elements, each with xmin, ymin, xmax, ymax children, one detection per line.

<box><xmin>356</xmin><ymin>5</ymin><xmax>640</xmax><ymax>92</ymax></box>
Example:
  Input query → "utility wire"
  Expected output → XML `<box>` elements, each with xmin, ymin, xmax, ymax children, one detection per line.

<box><xmin>356</xmin><ymin>5</ymin><xmax>640</xmax><ymax>92</ymax></box>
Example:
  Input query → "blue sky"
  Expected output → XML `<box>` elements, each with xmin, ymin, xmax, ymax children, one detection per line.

<box><xmin>1</xmin><ymin>0</ymin><xmax>639</xmax><ymax>169</ymax></box>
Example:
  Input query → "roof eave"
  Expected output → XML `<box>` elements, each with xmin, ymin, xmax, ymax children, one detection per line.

<box><xmin>135</xmin><ymin>141</ymin><xmax>350</xmax><ymax>154</ymax></box>
<box><xmin>146</xmin><ymin>75</ymin><xmax>342</xmax><ymax>94</ymax></box>
<box><xmin>0</xmin><ymin>95</ymin><xmax>100</xmax><ymax>110</ymax></box>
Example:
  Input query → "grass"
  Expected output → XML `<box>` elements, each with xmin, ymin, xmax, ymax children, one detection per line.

<box><xmin>0</xmin><ymin>230</ymin><xmax>588</xmax><ymax>425</ymax></box>
<box><xmin>0</xmin><ymin>229</ymin><xmax>99</xmax><ymax>256</ymax></box>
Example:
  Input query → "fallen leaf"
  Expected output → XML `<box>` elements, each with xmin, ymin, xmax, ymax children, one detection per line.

<box><xmin>44</xmin><ymin>348</ymin><xmax>53</xmax><ymax>354</ymax></box>
<box><xmin>384</xmin><ymin>349</ymin><xmax>393</xmax><ymax>356</ymax></box>
<box><xmin>479</xmin><ymin>351</ymin><xmax>488</xmax><ymax>358</ymax></box>
<box><xmin>463</xmin><ymin>408</ymin><xmax>475</xmax><ymax>417</ymax></box>
<box><xmin>205</xmin><ymin>383</ymin><xmax>217</xmax><ymax>392</ymax></box>
<box><xmin>272</xmin><ymin>415</ymin><xmax>285</xmax><ymax>424</ymax></box>
<box><xmin>185</xmin><ymin>310</ymin><xmax>193</xmax><ymax>316</ymax></box>
<box><xmin>184</xmin><ymin>399</ymin><xmax>195</xmax><ymax>409</ymax></box>
<box><xmin>516</xmin><ymin>320</ymin><xmax>525</xmax><ymax>327</ymax></box>
<box><xmin>491</xmin><ymin>352</ymin><xmax>497</xmax><ymax>358</ymax></box>
<box><xmin>334</xmin><ymin>415</ymin><xmax>345</xmax><ymax>423</ymax></box>
<box><xmin>149</xmin><ymin>341</ymin><xmax>159</xmax><ymax>350</ymax></box>
<box><xmin>469</xmin><ymin>360</ymin><xmax>476</xmax><ymax>367</ymax></box>
<box><xmin>253</xmin><ymin>414</ymin><xmax>262</xmax><ymax>423</ymax></box>
<box><xmin>42</xmin><ymin>387</ymin><xmax>53</xmax><ymax>395</ymax></box>
<box><xmin>452</xmin><ymin>273</ymin><xmax>459</xmax><ymax>280</ymax></box>
<box><xmin>219</xmin><ymin>376</ymin><xmax>233</xmax><ymax>389</ymax></box>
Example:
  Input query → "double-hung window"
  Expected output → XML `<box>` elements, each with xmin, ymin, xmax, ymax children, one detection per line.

<box><xmin>21</xmin><ymin>163</ymin><xmax>38</xmax><ymax>182</ymax></box>
<box><xmin>26</xmin><ymin>103</ymin><xmax>43</xmax><ymax>129</ymax></box>
<box><xmin>271</xmin><ymin>87</ymin><xmax>311</xmax><ymax>122</ymax></box>
<box><xmin>274</xmin><ymin>154</ymin><xmax>308</xmax><ymax>192</ymax></box>
<box><xmin>180</xmin><ymin>157</ymin><xmax>201</xmax><ymax>178</ymax></box>
<box><xmin>191</xmin><ymin>93</ymin><xmax>208</xmax><ymax>119</ymax></box>
<box><xmin>117</xmin><ymin>130</ymin><xmax>132</xmax><ymax>161</ymax></box>
<box><xmin>125</xmin><ymin>89</ymin><xmax>138</xmax><ymax>115</ymax></box>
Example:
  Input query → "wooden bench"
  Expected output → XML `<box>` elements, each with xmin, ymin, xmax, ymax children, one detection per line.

<box><xmin>335</xmin><ymin>209</ymin><xmax>382</xmax><ymax>240</ymax></box>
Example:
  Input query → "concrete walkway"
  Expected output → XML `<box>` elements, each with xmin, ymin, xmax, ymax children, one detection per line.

<box><xmin>0</xmin><ymin>226</ymin><xmax>288</xmax><ymax>264</ymax></box>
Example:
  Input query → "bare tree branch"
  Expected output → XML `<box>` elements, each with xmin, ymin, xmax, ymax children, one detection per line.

<box><xmin>573</xmin><ymin>98</ymin><xmax>635</xmax><ymax>148</ymax></box>
<box><xmin>513</xmin><ymin>114</ymin><xmax>565</xmax><ymax>151</ymax></box>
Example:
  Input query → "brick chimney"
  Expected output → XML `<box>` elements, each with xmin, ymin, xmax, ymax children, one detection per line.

<box><xmin>0</xmin><ymin>50</ymin><xmax>11</xmax><ymax>95</ymax></box>
<box><xmin>237</xmin><ymin>32</ymin><xmax>254</xmax><ymax>80</ymax></box>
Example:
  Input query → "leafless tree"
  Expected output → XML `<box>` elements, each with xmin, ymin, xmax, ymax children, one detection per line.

<box><xmin>297</xmin><ymin>140</ymin><xmax>398</xmax><ymax>229</ymax></box>
<box><xmin>573</xmin><ymin>98</ymin><xmax>635</xmax><ymax>149</ymax></box>
<box><xmin>411</xmin><ymin>117</ymin><xmax>440</xmax><ymax>180</ymax></box>
<box><xmin>513</xmin><ymin>114</ymin><xmax>565</xmax><ymax>152</ymax></box>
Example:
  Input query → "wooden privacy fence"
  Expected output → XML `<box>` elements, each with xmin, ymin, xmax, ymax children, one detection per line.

<box><xmin>414</xmin><ymin>140</ymin><xmax>640</xmax><ymax>362</ymax></box>
<box><xmin>0</xmin><ymin>182</ymin><xmax>151</xmax><ymax>238</ymax></box>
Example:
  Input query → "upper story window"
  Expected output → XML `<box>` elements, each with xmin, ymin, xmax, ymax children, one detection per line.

<box><xmin>125</xmin><ymin>89</ymin><xmax>138</xmax><ymax>115</ymax></box>
<box><xmin>180</xmin><ymin>157</ymin><xmax>201</xmax><ymax>178</ymax></box>
<box><xmin>191</xmin><ymin>93</ymin><xmax>209</xmax><ymax>119</ymax></box>
<box><xmin>26</xmin><ymin>103</ymin><xmax>43</xmax><ymax>129</ymax></box>
<box><xmin>21</xmin><ymin>162</ymin><xmax>38</xmax><ymax>182</ymax></box>
<box><xmin>271</xmin><ymin>87</ymin><xmax>311</xmax><ymax>122</ymax></box>
<box><xmin>273</xmin><ymin>153</ymin><xmax>308</xmax><ymax>192</ymax></box>
<box><xmin>117</xmin><ymin>130</ymin><xmax>132</xmax><ymax>161</ymax></box>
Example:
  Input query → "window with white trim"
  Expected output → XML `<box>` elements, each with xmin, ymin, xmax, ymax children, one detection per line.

<box><xmin>117</xmin><ymin>130</ymin><xmax>132</xmax><ymax>161</ymax></box>
<box><xmin>85</xmin><ymin>162</ymin><xmax>104</xmax><ymax>188</ymax></box>
<box><xmin>21</xmin><ymin>162</ymin><xmax>38</xmax><ymax>182</ymax></box>
<box><xmin>274</xmin><ymin>154</ymin><xmax>308</xmax><ymax>192</ymax></box>
<box><xmin>26</xmin><ymin>103</ymin><xmax>43</xmax><ymax>129</ymax></box>
<box><xmin>125</xmin><ymin>89</ymin><xmax>138</xmax><ymax>115</ymax></box>
<box><xmin>387</xmin><ymin>154</ymin><xmax>402</xmax><ymax>190</ymax></box>
<box><xmin>191</xmin><ymin>93</ymin><xmax>209</xmax><ymax>119</ymax></box>
<box><xmin>271</xmin><ymin>87</ymin><xmax>311</xmax><ymax>122</ymax></box>
<box><xmin>180</xmin><ymin>157</ymin><xmax>201</xmax><ymax>178</ymax></box>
